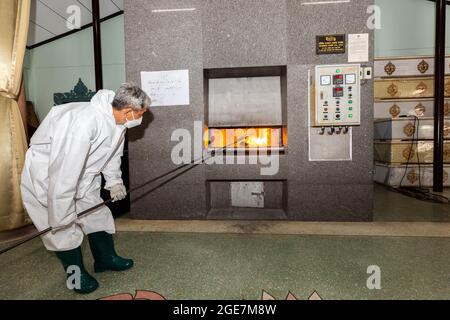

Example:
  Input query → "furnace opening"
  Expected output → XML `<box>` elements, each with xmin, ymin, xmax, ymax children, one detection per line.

<box><xmin>204</xmin><ymin>66</ymin><xmax>288</xmax><ymax>152</ymax></box>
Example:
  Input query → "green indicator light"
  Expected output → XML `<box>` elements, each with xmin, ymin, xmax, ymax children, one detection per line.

<box><xmin>349</xmin><ymin>107</ymin><xmax>353</xmax><ymax>110</ymax></box>
<box><xmin>349</xmin><ymin>100</ymin><xmax>353</xmax><ymax>104</ymax></box>
<box><xmin>349</xmin><ymin>114</ymin><xmax>353</xmax><ymax>118</ymax></box>
<box><xmin>336</xmin><ymin>69</ymin><xmax>341</xmax><ymax>73</ymax></box>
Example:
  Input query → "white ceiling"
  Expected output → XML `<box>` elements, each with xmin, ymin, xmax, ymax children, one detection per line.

<box><xmin>28</xmin><ymin>0</ymin><xmax>123</xmax><ymax>47</ymax></box>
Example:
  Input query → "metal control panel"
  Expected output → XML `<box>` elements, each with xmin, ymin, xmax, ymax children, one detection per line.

<box><xmin>314</xmin><ymin>64</ymin><xmax>361</xmax><ymax>127</ymax></box>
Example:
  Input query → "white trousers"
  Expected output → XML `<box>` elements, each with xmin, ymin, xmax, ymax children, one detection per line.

<box><xmin>21</xmin><ymin>164</ymin><xmax>115</xmax><ymax>252</ymax></box>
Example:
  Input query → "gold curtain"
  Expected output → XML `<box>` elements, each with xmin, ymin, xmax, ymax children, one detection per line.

<box><xmin>0</xmin><ymin>0</ymin><xmax>31</xmax><ymax>231</ymax></box>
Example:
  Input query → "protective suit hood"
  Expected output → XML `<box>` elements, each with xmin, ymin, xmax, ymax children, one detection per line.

<box><xmin>90</xmin><ymin>90</ymin><xmax>116</xmax><ymax>119</ymax></box>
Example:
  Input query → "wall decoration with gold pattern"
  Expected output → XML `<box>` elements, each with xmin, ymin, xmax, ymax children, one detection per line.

<box><xmin>374</xmin><ymin>77</ymin><xmax>450</xmax><ymax>100</ymax></box>
<box><xmin>375</xmin><ymin>57</ymin><xmax>450</xmax><ymax>78</ymax></box>
<box><xmin>374</xmin><ymin>118</ymin><xmax>450</xmax><ymax>140</ymax></box>
<box><xmin>374</xmin><ymin>99</ymin><xmax>450</xmax><ymax>119</ymax></box>
<box><xmin>374</xmin><ymin>163</ymin><xmax>450</xmax><ymax>187</ymax></box>
<box><xmin>374</xmin><ymin>56</ymin><xmax>450</xmax><ymax>187</ymax></box>
<box><xmin>374</xmin><ymin>141</ymin><xmax>450</xmax><ymax>164</ymax></box>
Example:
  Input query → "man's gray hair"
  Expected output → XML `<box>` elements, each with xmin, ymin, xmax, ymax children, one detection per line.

<box><xmin>112</xmin><ymin>83</ymin><xmax>151</xmax><ymax>111</ymax></box>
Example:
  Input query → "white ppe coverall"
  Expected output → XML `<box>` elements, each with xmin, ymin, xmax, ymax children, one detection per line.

<box><xmin>20</xmin><ymin>90</ymin><xmax>126</xmax><ymax>251</ymax></box>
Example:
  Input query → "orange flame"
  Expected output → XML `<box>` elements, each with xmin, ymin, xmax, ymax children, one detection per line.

<box><xmin>207</xmin><ymin>128</ymin><xmax>280</xmax><ymax>149</ymax></box>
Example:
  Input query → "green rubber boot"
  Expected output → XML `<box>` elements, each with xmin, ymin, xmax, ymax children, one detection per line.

<box><xmin>88</xmin><ymin>231</ymin><xmax>134</xmax><ymax>273</ymax></box>
<box><xmin>55</xmin><ymin>247</ymin><xmax>99</xmax><ymax>294</ymax></box>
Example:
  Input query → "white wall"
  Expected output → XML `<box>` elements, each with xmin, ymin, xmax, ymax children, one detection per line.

<box><xmin>25</xmin><ymin>15</ymin><xmax>125</xmax><ymax>121</ymax></box>
<box><xmin>375</xmin><ymin>0</ymin><xmax>450</xmax><ymax>58</ymax></box>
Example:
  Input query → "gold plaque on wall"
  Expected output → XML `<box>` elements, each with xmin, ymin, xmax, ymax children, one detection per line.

<box><xmin>316</xmin><ymin>34</ymin><xmax>346</xmax><ymax>54</ymax></box>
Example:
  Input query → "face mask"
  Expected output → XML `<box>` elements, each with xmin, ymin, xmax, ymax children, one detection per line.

<box><xmin>124</xmin><ymin>111</ymin><xmax>143</xmax><ymax>129</ymax></box>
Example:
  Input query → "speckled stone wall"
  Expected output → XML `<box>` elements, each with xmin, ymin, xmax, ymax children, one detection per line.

<box><xmin>125</xmin><ymin>0</ymin><xmax>374</xmax><ymax>221</ymax></box>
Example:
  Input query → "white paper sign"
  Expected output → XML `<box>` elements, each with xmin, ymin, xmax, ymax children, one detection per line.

<box><xmin>141</xmin><ymin>70</ymin><xmax>190</xmax><ymax>107</ymax></box>
<box><xmin>348</xmin><ymin>33</ymin><xmax>369</xmax><ymax>62</ymax></box>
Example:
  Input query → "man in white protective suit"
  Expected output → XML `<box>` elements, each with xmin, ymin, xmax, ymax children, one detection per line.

<box><xmin>20</xmin><ymin>83</ymin><xmax>150</xmax><ymax>294</ymax></box>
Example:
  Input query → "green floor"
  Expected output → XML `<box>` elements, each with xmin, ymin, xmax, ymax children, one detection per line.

<box><xmin>1</xmin><ymin>232</ymin><xmax>449</xmax><ymax>300</ymax></box>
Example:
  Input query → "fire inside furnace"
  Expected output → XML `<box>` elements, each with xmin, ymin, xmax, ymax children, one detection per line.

<box><xmin>206</xmin><ymin>127</ymin><xmax>284</xmax><ymax>149</ymax></box>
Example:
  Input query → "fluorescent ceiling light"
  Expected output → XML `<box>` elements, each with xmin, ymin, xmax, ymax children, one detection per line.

<box><xmin>301</xmin><ymin>0</ymin><xmax>351</xmax><ymax>5</ymax></box>
<box><xmin>152</xmin><ymin>8</ymin><xmax>197</xmax><ymax>13</ymax></box>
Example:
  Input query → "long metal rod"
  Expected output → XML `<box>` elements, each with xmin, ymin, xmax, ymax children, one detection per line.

<box><xmin>92</xmin><ymin>0</ymin><xmax>103</xmax><ymax>91</ymax></box>
<box><xmin>0</xmin><ymin>139</ymin><xmax>245</xmax><ymax>255</ymax></box>
<box><xmin>433</xmin><ymin>0</ymin><xmax>446</xmax><ymax>192</ymax></box>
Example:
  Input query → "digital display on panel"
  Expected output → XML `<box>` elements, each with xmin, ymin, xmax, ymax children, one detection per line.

<box><xmin>333</xmin><ymin>74</ymin><xmax>344</xmax><ymax>85</ymax></box>
<box><xmin>333</xmin><ymin>87</ymin><xmax>344</xmax><ymax>97</ymax></box>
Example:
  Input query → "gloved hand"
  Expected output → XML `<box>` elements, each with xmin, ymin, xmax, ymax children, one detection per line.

<box><xmin>110</xmin><ymin>184</ymin><xmax>127</xmax><ymax>202</ymax></box>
